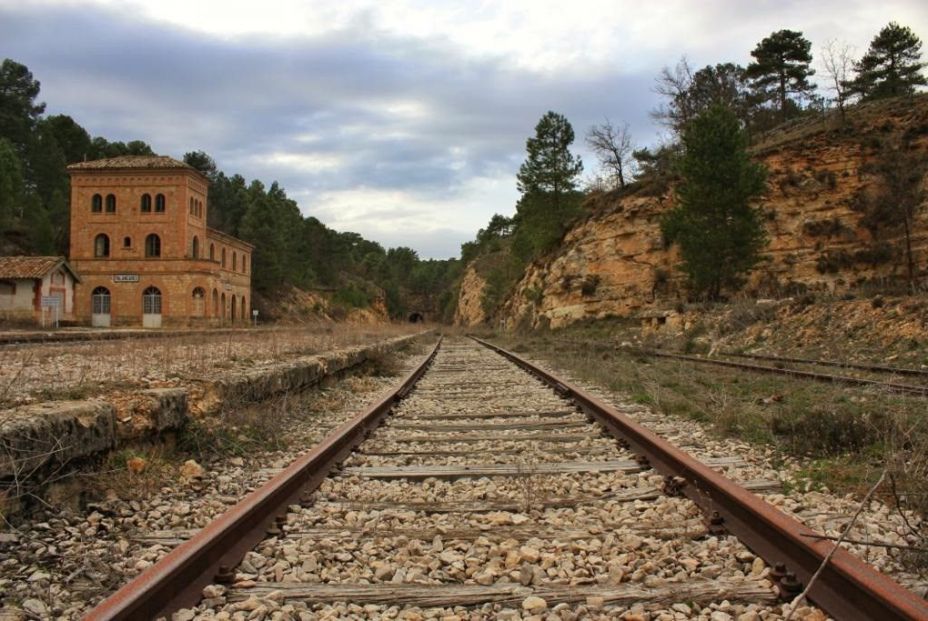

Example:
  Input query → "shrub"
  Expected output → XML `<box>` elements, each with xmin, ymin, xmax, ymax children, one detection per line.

<box><xmin>580</xmin><ymin>275</ymin><xmax>601</xmax><ymax>297</ymax></box>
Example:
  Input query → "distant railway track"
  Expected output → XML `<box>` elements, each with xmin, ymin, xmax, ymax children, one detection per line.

<box><xmin>84</xmin><ymin>337</ymin><xmax>928</xmax><ymax>620</ymax></box>
<box><xmin>721</xmin><ymin>350</ymin><xmax>928</xmax><ymax>378</ymax></box>
<box><xmin>636</xmin><ymin>348</ymin><xmax>928</xmax><ymax>397</ymax></box>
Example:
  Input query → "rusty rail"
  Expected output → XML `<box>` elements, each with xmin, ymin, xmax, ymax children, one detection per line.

<box><xmin>640</xmin><ymin>348</ymin><xmax>928</xmax><ymax>397</ymax></box>
<box><xmin>721</xmin><ymin>350</ymin><xmax>928</xmax><ymax>378</ymax></box>
<box><xmin>84</xmin><ymin>338</ymin><xmax>441</xmax><ymax>621</ymax></box>
<box><xmin>475</xmin><ymin>337</ymin><xmax>928</xmax><ymax>621</ymax></box>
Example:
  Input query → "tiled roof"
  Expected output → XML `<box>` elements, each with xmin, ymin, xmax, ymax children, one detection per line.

<box><xmin>66</xmin><ymin>155</ymin><xmax>196</xmax><ymax>172</ymax></box>
<box><xmin>0</xmin><ymin>256</ymin><xmax>80</xmax><ymax>282</ymax></box>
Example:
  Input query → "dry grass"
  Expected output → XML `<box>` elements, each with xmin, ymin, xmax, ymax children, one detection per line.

<box><xmin>0</xmin><ymin>324</ymin><xmax>419</xmax><ymax>408</ymax></box>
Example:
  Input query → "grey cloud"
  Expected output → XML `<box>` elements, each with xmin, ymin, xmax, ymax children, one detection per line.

<box><xmin>0</xmin><ymin>3</ymin><xmax>714</xmax><ymax>257</ymax></box>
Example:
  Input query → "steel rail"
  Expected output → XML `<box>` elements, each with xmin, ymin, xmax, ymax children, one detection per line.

<box><xmin>84</xmin><ymin>338</ymin><xmax>442</xmax><ymax>621</ymax></box>
<box><xmin>721</xmin><ymin>350</ymin><xmax>928</xmax><ymax>378</ymax></box>
<box><xmin>474</xmin><ymin>337</ymin><xmax>928</xmax><ymax>621</ymax></box>
<box><xmin>640</xmin><ymin>348</ymin><xmax>928</xmax><ymax>397</ymax></box>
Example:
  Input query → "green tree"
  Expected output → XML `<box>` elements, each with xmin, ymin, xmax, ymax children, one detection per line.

<box><xmin>661</xmin><ymin>106</ymin><xmax>768</xmax><ymax>299</ymax></box>
<box><xmin>848</xmin><ymin>22</ymin><xmax>927</xmax><ymax>100</ymax></box>
<box><xmin>513</xmin><ymin>111</ymin><xmax>584</xmax><ymax>260</ymax></box>
<box><xmin>0</xmin><ymin>59</ymin><xmax>45</xmax><ymax>155</ymax></box>
<box><xmin>516</xmin><ymin>111</ymin><xmax>583</xmax><ymax>205</ymax></box>
<box><xmin>857</xmin><ymin>142</ymin><xmax>926</xmax><ymax>288</ymax></box>
<box><xmin>238</xmin><ymin>180</ymin><xmax>285</xmax><ymax>291</ymax></box>
<box><xmin>41</xmin><ymin>115</ymin><xmax>92</xmax><ymax>163</ymax></box>
<box><xmin>745</xmin><ymin>29</ymin><xmax>815</xmax><ymax>120</ymax></box>
<box><xmin>0</xmin><ymin>138</ymin><xmax>25</xmax><ymax>229</ymax></box>
<box><xmin>653</xmin><ymin>59</ymin><xmax>752</xmax><ymax>133</ymax></box>
<box><xmin>184</xmin><ymin>150</ymin><xmax>218</xmax><ymax>180</ymax></box>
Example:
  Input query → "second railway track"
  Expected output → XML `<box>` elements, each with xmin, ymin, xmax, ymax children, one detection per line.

<box><xmin>87</xmin><ymin>337</ymin><xmax>928</xmax><ymax>620</ymax></box>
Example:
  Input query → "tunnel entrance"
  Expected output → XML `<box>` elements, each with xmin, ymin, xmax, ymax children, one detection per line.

<box><xmin>408</xmin><ymin>312</ymin><xmax>424</xmax><ymax>323</ymax></box>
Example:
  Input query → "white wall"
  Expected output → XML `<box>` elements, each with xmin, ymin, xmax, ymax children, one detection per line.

<box><xmin>0</xmin><ymin>279</ymin><xmax>37</xmax><ymax>311</ymax></box>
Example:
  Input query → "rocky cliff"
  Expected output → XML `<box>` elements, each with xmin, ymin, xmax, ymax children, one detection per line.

<box><xmin>459</xmin><ymin>95</ymin><xmax>928</xmax><ymax>329</ymax></box>
<box><xmin>454</xmin><ymin>265</ymin><xmax>488</xmax><ymax>326</ymax></box>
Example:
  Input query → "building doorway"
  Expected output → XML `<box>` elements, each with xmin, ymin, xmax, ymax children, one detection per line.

<box><xmin>142</xmin><ymin>286</ymin><xmax>162</xmax><ymax>328</ymax></box>
<box><xmin>91</xmin><ymin>287</ymin><xmax>111</xmax><ymax>327</ymax></box>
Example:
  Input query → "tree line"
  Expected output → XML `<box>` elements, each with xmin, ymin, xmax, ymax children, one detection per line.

<box><xmin>0</xmin><ymin>59</ymin><xmax>459</xmax><ymax>320</ymax></box>
<box><xmin>462</xmin><ymin>20</ymin><xmax>926</xmax><ymax>310</ymax></box>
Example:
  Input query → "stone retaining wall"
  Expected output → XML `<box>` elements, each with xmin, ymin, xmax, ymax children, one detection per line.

<box><xmin>0</xmin><ymin>332</ymin><xmax>428</xmax><ymax>483</ymax></box>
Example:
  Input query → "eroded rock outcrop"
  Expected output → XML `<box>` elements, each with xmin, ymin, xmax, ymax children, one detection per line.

<box><xmin>459</xmin><ymin>96</ymin><xmax>928</xmax><ymax>329</ymax></box>
<box><xmin>454</xmin><ymin>265</ymin><xmax>488</xmax><ymax>326</ymax></box>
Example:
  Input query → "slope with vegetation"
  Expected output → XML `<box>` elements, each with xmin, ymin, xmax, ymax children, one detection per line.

<box><xmin>455</xmin><ymin>21</ymin><xmax>928</xmax><ymax>329</ymax></box>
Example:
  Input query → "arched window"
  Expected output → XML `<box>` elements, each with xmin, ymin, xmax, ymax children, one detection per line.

<box><xmin>189</xmin><ymin>197</ymin><xmax>195</xmax><ymax>215</ymax></box>
<box><xmin>243</xmin><ymin>255</ymin><xmax>248</xmax><ymax>274</ymax></box>
<box><xmin>91</xmin><ymin>194</ymin><xmax>103</xmax><ymax>213</ymax></box>
<box><xmin>212</xmin><ymin>289</ymin><xmax>219</xmax><ymax>317</ymax></box>
<box><xmin>105</xmin><ymin>194</ymin><xmax>116</xmax><ymax>213</ymax></box>
<box><xmin>91</xmin><ymin>286</ymin><xmax>111</xmax><ymax>315</ymax></box>
<box><xmin>232</xmin><ymin>252</ymin><xmax>237</xmax><ymax>271</ymax></box>
<box><xmin>140</xmin><ymin>194</ymin><xmax>152</xmax><ymax>212</ymax></box>
<box><xmin>220</xmin><ymin>293</ymin><xmax>226</xmax><ymax>320</ymax></box>
<box><xmin>230</xmin><ymin>296</ymin><xmax>237</xmax><ymax>321</ymax></box>
<box><xmin>123</xmin><ymin>236</ymin><xmax>132</xmax><ymax>248</ymax></box>
<box><xmin>94</xmin><ymin>234</ymin><xmax>110</xmax><ymax>258</ymax></box>
<box><xmin>221</xmin><ymin>248</ymin><xmax>226</xmax><ymax>268</ymax></box>
<box><xmin>145</xmin><ymin>233</ymin><xmax>161</xmax><ymax>257</ymax></box>
<box><xmin>192</xmin><ymin>287</ymin><xmax>205</xmax><ymax>317</ymax></box>
<box><xmin>155</xmin><ymin>194</ymin><xmax>166</xmax><ymax>212</ymax></box>
<box><xmin>241</xmin><ymin>296</ymin><xmax>247</xmax><ymax>320</ymax></box>
<box><xmin>209</xmin><ymin>244</ymin><xmax>215</xmax><ymax>261</ymax></box>
<box><xmin>192</xmin><ymin>236</ymin><xmax>199</xmax><ymax>259</ymax></box>
<box><xmin>142</xmin><ymin>286</ymin><xmax>162</xmax><ymax>315</ymax></box>
<box><xmin>197</xmin><ymin>200</ymin><xmax>203</xmax><ymax>218</ymax></box>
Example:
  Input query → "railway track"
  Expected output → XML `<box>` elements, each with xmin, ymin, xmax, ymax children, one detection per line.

<box><xmin>637</xmin><ymin>348</ymin><xmax>928</xmax><ymax>397</ymax></box>
<box><xmin>86</xmin><ymin>337</ymin><xmax>928</xmax><ymax>620</ymax></box>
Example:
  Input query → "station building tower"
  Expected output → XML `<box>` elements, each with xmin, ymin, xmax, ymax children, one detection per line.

<box><xmin>68</xmin><ymin>155</ymin><xmax>252</xmax><ymax>327</ymax></box>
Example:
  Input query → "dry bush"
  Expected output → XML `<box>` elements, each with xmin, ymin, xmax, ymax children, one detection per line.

<box><xmin>879</xmin><ymin>408</ymin><xmax>928</xmax><ymax>575</ymax></box>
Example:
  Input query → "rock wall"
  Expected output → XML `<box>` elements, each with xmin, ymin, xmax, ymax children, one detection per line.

<box><xmin>464</xmin><ymin>96</ymin><xmax>928</xmax><ymax>329</ymax></box>
<box><xmin>0</xmin><ymin>333</ymin><xmax>430</xmax><ymax>489</ymax></box>
<box><xmin>454</xmin><ymin>265</ymin><xmax>488</xmax><ymax>326</ymax></box>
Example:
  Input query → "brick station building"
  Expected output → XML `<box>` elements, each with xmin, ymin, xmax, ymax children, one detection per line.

<box><xmin>68</xmin><ymin>155</ymin><xmax>252</xmax><ymax>327</ymax></box>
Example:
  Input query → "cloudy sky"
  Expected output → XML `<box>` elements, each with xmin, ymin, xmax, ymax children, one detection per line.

<box><xmin>2</xmin><ymin>1</ymin><xmax>926</xmax><ymax>258</ymax></box>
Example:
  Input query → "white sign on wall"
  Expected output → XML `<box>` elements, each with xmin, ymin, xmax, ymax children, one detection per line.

<box><xmin>113</xmin><ymin>274</ymin><xmax>140</xmax><ymax>283</ymax></box>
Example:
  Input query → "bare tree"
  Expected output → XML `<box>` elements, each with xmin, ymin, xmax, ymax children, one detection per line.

<box><xmin>586</xmin><ymin>119</ymin><xmax>636</xmax><ymax>189</ymax></box>
<box><xmin>651</xmin><ymin>56</ymin><xmax>695</xmax><ymax>132</ymax></box>
<box><xmin>820</xmin><ymin>39</ymin><xmax>856</xmax><ymax>120</ymax></box>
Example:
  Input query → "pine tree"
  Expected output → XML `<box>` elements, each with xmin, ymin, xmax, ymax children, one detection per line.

<box><xmin>513</xmin><ymin>111</ymin><xmax>583</xmax><ymax>259</ymax></box>
<box><xmin>848</xmin><ymin>22</ymin><xmax>927</xmax><ymax>100</ymax></box>
<box><xmin>0</xmin><ymin>59</ymin><xmax>45</xmax><ymax>156</ymax></box>
<box><xmin>516</xmin><ymin>111</ymin><xmax>583</xmax><ymax>205</ymax></box>
<box><xmin>661</xmin><ymin>106</ymin><xmax>767</xmax><ymax>299</ymax></box>
<box><xmin>0</xmin><ymin>138</ymin><xmax>25</xmax><ymax>229</ymax></box>
<box><xmin>745</xmin><ymin>30</ymin><xmax>815</xmax><ymax>120</ymax></box>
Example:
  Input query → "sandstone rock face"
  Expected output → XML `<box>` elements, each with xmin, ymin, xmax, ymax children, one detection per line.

<box><xmin>458</xmin><ymin>97</ymin><xmax>928</xmax><ymax>328</ymax></box>
<box><xmin>454</xmin><ymin>265</ymin><xmax>488</xmax><ymax>326</ymax></box>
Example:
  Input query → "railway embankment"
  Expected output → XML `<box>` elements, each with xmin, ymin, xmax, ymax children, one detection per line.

<box><xmin>0</xmin><ymin>330</ymin><xmax>431</xmax><ymax>513</ymax></box>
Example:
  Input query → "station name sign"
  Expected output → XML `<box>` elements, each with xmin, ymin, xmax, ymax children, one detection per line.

<box><xmin>113</xmin><ymin>274</ymin><xmax>140</xmax><ymax>283</ymax></box>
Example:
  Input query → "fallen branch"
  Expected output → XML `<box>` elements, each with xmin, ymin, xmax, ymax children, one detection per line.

<box><xmin>800</xmin><ymin>532</ymin><xmax>927</xmax><ymax>552</ymax></box>
<box><xmin>784</xmin><ymin>470</ymin><xmax>886</xmax><ymax>620</ymax></box>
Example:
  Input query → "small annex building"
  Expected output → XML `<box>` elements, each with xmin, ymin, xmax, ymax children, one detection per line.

<box><xmin>0</xmin><ymin>256</ymin><xmax>80</xmax><ymax>324</ymax></box>
<box><xmin>67</xmin><ymin>155</ymin><xmax>253</xmax><ymax>327</ymax></box>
